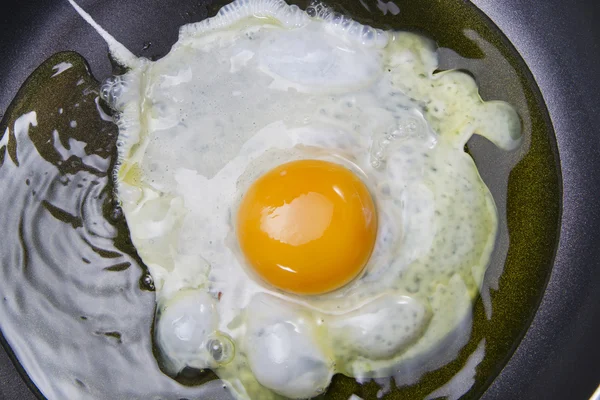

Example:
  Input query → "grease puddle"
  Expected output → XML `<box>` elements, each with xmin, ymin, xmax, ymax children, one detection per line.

<box><xmin>0</xmin><ymin>0</ymin><xmax>561</xmax><ymax>398</ymax></box>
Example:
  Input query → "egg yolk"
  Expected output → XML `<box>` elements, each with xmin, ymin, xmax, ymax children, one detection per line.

<box><xmin>236</xmin><ymin>159</ymin><xmax>377</xmax><ymax>295</ymax></box>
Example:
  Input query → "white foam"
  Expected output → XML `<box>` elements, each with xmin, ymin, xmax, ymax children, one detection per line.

<box><xmin>12</xmin><ymin>112</ymin><xmax>38</xmax><ymax>164</ymax></box>
<box><xmin>180</xmin><ymin>0</ymin><xmax>310</xmax><ymax>38</ymax></box>
<box><xmin>51</xmin><ymin>62</ymin><xmax>73</xmax><ymax>77</ymax></box>
<box><xmin>0</xmin><ymin>128</ymin><xmax>9</xmax><ymax>151</ymax></box>
<box><xmin>376</xmin><ymin>0</ymin><xmax>400</xmax><ymax>16</ymax></box>
<box><xmin>424</xmin><ymin>339</ymin><xmax>486</xmax><ymax>400</ymax></box>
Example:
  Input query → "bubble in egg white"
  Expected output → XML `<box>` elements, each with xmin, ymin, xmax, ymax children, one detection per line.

<box><xmin>327</xmin><ymin>294</ymin><xmax>431</xmax><ymax>360</ymax></box>
<box><xmin>155</xmin><ymin>290</ymin><xmax>219</xmax><ymax>374</ymax></box>
<box><xmin>244</xmin><ymin>294</ymin><xmax>333</xmax><ymax>398</ymax></box>
<box><xmin>258</xmin><ymin>25</ymin><xmax>382</xmax><ymax>92</ymax></box>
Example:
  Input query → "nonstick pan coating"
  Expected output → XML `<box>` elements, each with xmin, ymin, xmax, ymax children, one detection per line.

<box><xmin>0</xmin><ymin>0</ymin><xmax>599</xmax><ymax>399</ymax></box>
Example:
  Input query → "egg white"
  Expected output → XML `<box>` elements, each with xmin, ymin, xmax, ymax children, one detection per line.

<box><xmin>102</xmin><ymin>0</ymin><xmax>522</xmax><ymax>398</ymax></box>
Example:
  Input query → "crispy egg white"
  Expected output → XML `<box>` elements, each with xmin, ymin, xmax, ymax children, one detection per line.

<box><xmin>101</xmin><ymin>0</ymin><xmax>521</xmax><ymax>398</ymax></box>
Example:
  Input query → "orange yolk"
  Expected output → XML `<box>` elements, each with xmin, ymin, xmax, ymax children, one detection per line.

<box><xmin>236</xmin><ymin>159</ymin><xmax>377</xmax><ymax>295</ymax></box>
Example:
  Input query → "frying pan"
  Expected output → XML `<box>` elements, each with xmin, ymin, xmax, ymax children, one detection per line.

<box><xmin>0</xmin><ymin>0</ymin><xmax>599</xmax><ymax>399</ymax></box>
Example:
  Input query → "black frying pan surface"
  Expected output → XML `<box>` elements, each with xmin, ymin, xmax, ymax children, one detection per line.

<box><xmin>0</xmin><ymin>0</ymin><xmax>599</xmax><ymax>399</ymax></box>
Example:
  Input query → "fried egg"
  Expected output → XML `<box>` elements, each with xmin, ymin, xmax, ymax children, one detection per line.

<box><xmin>97</xmin><ymin>0</ymin><xmax>522</xmax><ymax>398</ymax></box>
